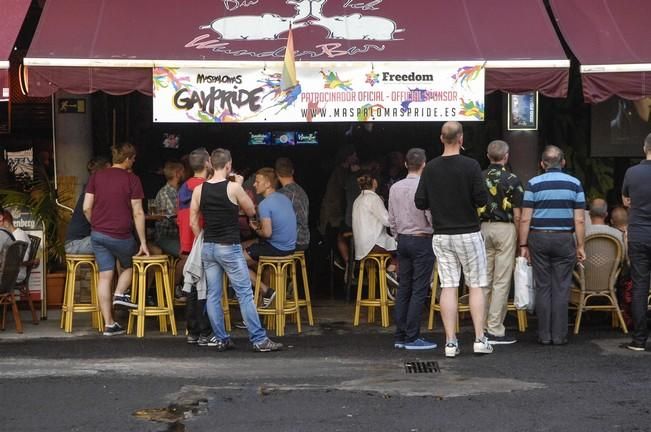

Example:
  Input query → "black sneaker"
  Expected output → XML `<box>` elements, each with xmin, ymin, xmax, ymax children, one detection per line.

<box><xmin>333</xmin><ymin>258</ymin><xmax>346</xmax><ymax>271</ymax></box>
<box><xmin>186</xmin><ymin>334</ymin><xmax>199</xmax><ymax>344</ymax></box>
<box><xmin>205</xmin><ymin>336</ymin><xmax>235</xmax><ymax>351</ymax></box>
<box><xmin>113</xmin><ymin>293</ymin><xmax>137</xmax><ymax>308</ymax></box>
<box><xmin>103</xmin><ymin>322</ymin><xmax>125</xmax><ymax>336</ymax></box>
<box><xmin>262</xmin><ymin>288</ymin><xmax>276</xmax><ymax>308</ymax></box>
<box><xmin>234</xmin><ymin>320</ymin><xmax>248</xmax><ymax>329</ymax></box>
<box><xmin>215</xmin><ymin>338</ymin><xmax>236</xmax><ymax>352</ymax></box>
<box><xmin>625</xmin><ymin>341</ymin><xmax>646</xmax><ymax>352</ymax></box>
<box><xmin>197</xmin><ymin>334</ymin><xmax>213</xmax><ymax>347</ymax></box>
<box><xmin>486</xmin><ymin>332</ymin><xmax>517</xmax><ymax>345</ymax></box>
<box><xmin>253</xmin><ymin>338</ymin><xmax>283</xmax><ymax>352</ymax></box>
<box><xmin>206</xmin><ymin>335</ymin><xmax>220</xmax><ymax>347</ymax></box>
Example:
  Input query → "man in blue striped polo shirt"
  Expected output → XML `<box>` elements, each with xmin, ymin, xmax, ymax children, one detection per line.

<box><xmin>519</xmin><ymin>146</ymin><xmax>586</xmax><ymax>345</ymax></box>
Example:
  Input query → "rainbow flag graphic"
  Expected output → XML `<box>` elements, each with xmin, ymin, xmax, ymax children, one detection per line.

<box><xmin>281</xmin><ymin>26</ymin><xmax>298</xmax><ymax>91</ymax></box>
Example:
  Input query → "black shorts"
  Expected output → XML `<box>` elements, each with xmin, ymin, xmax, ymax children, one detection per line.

<box><xmin>247</xmin><ymin>241</ymin><xmax>293</xmax><ymax>260</ymax></box>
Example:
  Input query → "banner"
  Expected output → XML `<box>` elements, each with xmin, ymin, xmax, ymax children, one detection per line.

<box><xmin>153</xmin><ymin>62</ymin><xmax>485</xmax><ymax>123</ymax></box>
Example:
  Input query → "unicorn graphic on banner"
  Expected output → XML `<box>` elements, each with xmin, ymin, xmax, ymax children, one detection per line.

<box><xmin>200</xmin><ymin>0</ymin><xmax>404</xmax><ymax>41</ymax></box>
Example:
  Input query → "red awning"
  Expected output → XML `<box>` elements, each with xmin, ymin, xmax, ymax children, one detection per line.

<box><xmin>25</xmin><ymin>0</ymin><xmax>569</xmax><ymax>98</ymax></box>
<box><xmin>1</xmin><ymin>0</ymin><xmax>31</xmax><ymax>99</ymax></box>
<box><xmin>550</xmin><ymin>0</ymin><xmax>651</xmax><ymax>103</ymax></box>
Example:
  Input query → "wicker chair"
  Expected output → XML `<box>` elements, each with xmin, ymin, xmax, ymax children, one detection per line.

<box><xmin>0</xmin><ymin>241</ymin><xmax>29</xmax><ymax>333</ymax></box>
<box><xmin>14</xmin><ymin>234</ymin><xmax>41</xmax><ymax>324</ymax></box>
<box><xmin>570</xmin><ymin>233</ymin><xmax>628</xmax><ymax>334</ymax></box>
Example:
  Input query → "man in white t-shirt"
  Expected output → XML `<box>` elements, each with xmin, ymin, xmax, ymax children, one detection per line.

<box><xmin>1</xmin><ymin>210</ymin><xmax>30</xmax><ymax>283</ymax></box>
<box><xmin>0</xmin><ymin>208</ymin><xmax>16</xmax><ymax>283</ymax></box>
<box><xmin>585</xmin><ymin>198</ymin><xmax>624</xmax><ymax>247</ymax></box>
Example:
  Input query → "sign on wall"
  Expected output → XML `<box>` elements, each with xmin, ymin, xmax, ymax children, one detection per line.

<box><xmin>507</xmin><ymin>92</ymin><xmax>538</xmax><ymax>131</ymax></box>
<box><xmin>5</xmin><ymin>148</ymin><xmax>34</xmax><ymax>182</ymax></box>
<box><xmin>152</xmin><ymin>63</ymin><xmax>485</xmax><ymax>123</ymax></box>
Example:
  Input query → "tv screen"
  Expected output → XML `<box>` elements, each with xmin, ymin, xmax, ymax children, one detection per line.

<box><xmin>272</xmin><ymin>131</ymin><xmax>296</xmax><ymax>146</ymax></box>
<box><xmin>248</xmin><ymin>132</ymin><xmax>272</xmax><ymax>146</ymax></box>
<box><xmin>296</xmin><ymin>131</ymin><xmax>319</xmax><ymax>145</ymax></box>
<box><xmin>591</xmin><ymin>96</ymin><xmax>651</xmax><ymax>157</ymax></box>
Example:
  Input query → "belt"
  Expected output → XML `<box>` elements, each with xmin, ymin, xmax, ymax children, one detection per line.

<box><xmin>481</xmin><ymin>220</ymin><xmax>512</xmax><ymax>223</ymax></box>
<box><xmin>530</xmin><ymin>229</ymin><xmax>573</xmax><ymax>234</ymax></box>
<box><xmin>399</xmin><ymin>233</ymin><xmax>433</xmax><ymax>238</ymax></box>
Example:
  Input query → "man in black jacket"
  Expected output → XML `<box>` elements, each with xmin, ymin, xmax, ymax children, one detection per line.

<box><xmin>622</xmin><ymin>132</ymin><xmax>651</xmax><ymax>352</ymax></box>
<box><xmin>415</xmin><ymin>121</ymin><xmax>492</xmax><ymax>358</ymax></box>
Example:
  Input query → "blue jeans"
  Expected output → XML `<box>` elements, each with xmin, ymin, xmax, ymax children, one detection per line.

<box><xmin>202</xmin><ymin>242</ymin><xmax>267</xmax><ymax>344</ymax></box>
<box><xmin>394</xmin><ymin>235</ymin><xmax>436</xmax><ymax>343</ymax></box>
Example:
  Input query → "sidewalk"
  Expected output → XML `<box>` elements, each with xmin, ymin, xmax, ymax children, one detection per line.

<box><xmin>1</xmin><ymin>300</ymin><xmax>624</xmax><ymax>342</ymax></box>
<box><xmin>0</xmin><ymin>300</ymin><xmax>416</xmax><ymax>340</ymax></box>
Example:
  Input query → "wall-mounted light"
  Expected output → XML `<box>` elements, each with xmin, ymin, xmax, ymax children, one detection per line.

<box><xmin>18</xmin><ymin>63</ymin><xmax>29</xmax><ymax>96</ymax></box>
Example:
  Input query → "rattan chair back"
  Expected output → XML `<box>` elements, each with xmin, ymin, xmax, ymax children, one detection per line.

<box><xmin>582</xmin><ymin>233</ymin><xmax>622</xmax><ymax>294</ymax></box>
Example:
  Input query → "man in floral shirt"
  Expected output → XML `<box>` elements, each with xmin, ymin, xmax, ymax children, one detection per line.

<box><xmin>478</xmin><ymin>140</ymin><xmax>524</xmax><ymax>345</ymax></box>
<box><xmin>154</xmin><ymin>161</ymin><xmax>184</xmax><ymax>257</ymax></box>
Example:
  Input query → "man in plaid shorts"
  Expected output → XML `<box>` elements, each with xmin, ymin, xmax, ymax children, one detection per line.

<box><xmin>415</xmin><ymin>121</ymin><xmax>493</xmax><ymax>357</ymax></box>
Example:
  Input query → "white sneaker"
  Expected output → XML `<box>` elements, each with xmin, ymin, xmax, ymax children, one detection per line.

<box><xmin>445</xmin><ymin>341</ymin><xmax>460</xmax><ymax>358</ymax></box>
<box><xmin>473</xmin><ymin>336</ymin><xmax>494</xmax><ymax>354</ymax></box>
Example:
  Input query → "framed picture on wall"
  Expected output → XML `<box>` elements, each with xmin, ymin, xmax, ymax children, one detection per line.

<box><xmin>508</xmin><ymin>92</ymin><xmax>538</xmax><ymax>131</ymax></box>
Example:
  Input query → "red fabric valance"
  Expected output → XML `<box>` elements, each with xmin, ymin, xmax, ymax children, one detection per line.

<box><xmin>550</xmin><ymin>0</ymin><xmax>651</xmax><ymax>103</ymax></box>
<box><xmin>26</xmin><ymin>0</ymin><xmax>569</xmax><ymax>98</ymax></box>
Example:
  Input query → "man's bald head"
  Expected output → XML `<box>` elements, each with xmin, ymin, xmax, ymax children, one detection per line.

<box><xmin>440</xmin><ymin>121</ymin><xmax>463</xmax><ymax>146</ymax></box>
<box><xmin>589</xmin><ymin>198</ymin><xmax>608</xmax><ymax>219</ymax></box>
<box><xmin>611</xmin><ymin>207</ymin><xmax>628</xmax><ymax>229</ymax></box>
<box><xmin>541</xmin><ymin>145</ymin><xmax>564</xmax><ymax>170</ymax></box>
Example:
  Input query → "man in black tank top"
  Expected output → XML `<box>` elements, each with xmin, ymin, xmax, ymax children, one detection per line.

<box><xmin>190</xmin><ymin>149</ymin><xmax>282</xmax><ymax>352</ymax></box>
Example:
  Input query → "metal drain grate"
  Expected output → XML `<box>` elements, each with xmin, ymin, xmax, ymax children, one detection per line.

<box><xmin>404</xmin><ymin>361</ymin><xmax>440</xmax><ymax>374</ymax></box>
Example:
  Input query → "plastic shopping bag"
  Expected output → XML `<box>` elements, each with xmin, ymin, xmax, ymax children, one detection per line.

<box><xmin>514</xmin><ymin>257</ymin><xmax>534</xmax><ymax>312</ymax></box>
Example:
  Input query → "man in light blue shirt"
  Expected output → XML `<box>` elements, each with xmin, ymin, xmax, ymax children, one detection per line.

<box><xmin>244</xmin><ymin>168</ymin><xmax>296</xmax><ymax>306</ymax></box>
<box><xmin>519</xmin><ymin>145</ymin><xmax>586</xmax><ymax>346</ymax></box>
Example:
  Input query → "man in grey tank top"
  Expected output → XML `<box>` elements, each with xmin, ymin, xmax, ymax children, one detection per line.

<box><xmin>190</xmin><ymin>148</ymin><xmax>282</xmax><ymax>352</ymax></box>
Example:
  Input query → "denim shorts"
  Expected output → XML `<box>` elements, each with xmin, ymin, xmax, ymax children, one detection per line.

<box><xmin>91</xmin><ymin>231</ymin><xmax>137</xmax><ymax>272</ymax></box>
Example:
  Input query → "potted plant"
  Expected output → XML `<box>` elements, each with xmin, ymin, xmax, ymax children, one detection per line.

<box><xmin>0</xmin><ymin>165</ymin><xmax>70</xmax><ymax>308</ymax></box>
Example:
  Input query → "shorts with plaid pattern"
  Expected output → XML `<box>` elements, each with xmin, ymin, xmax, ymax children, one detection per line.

<box><xmin>432</xmin><ymin>232</ymin><xmax>488</xmax><ymax>288</ymax></box>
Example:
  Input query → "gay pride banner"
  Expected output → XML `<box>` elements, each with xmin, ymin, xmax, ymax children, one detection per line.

<box><xmin>152</xmin><ymin>62</ymin><xmax>485</xmax><ymax>123</ymax></box>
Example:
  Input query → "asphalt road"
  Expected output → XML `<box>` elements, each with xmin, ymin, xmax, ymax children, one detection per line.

<box><xmin>1</xmin><ymin>318</ymin><xmax>651</xmax><ymax>432</ymax></box>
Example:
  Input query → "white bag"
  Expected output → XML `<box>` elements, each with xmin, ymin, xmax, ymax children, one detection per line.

<box><xmin>514</xmin><ymin>257</ymin><xmax>534</xmax><ymax>312</ymax></box>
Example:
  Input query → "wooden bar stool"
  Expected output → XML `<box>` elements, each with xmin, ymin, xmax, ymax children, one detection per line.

<box><xmin>428</xmin><ymin>263</ymin><xmax>469</xmax><ymax>332</ymax></box>
<box><xmin>168</xmin><ymin>255</ymin><xmax>179</xmax><ymax>295</ymax></box>
<box><xmin>353</xmin><ymin>252</ymin><xmax>394</xmax><ymax>328</ymax></box>
<box><xmin>127</xmin><ymin>255</ymin><xmax>177</xmax><ymax>338</ymax></box>
<box><xmin>290</xmin><ymin>251</ymin><xmax>315</xmax><ymax>326</ymax></box>
<box><xmin>221</xmin><ymin>272</ymin><xmax>232</xmax><ymax>332</ymax></box>
<box><xmin>428</xmin><ymin>263</ymin><xmax>528</xmax><ymax>333</ymax></box>
<box><xmin>506</xmin><ymin>303</ymin><xmax>528</xmax><ymax>332</ymax></box>
<box><xmin>253</xmin><ymin>255</ymin><xmax>301</xmax><ymax>337</ymax></box>
<box><xmin>61</xmin><ymin>254</ymin><xmax>103</xmax><ymax>333</ymax></box>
